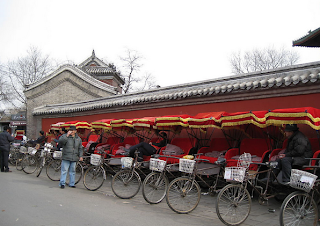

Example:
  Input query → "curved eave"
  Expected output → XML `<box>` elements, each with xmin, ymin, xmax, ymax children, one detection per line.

<box><xmin>293</xmin><ymin>27</ymin><xmax>320</xmax><ymax>47</ymax></box>
<box><xmin>25</xmin><ymin>64</ymin><xmax>117</xmax><ymax>94</ymax></box>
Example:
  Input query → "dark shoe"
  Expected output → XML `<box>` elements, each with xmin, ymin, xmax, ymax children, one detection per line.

<box><xmin>69</xmin><ymin>186</ymin><xmax>76</xmax><ymax>188</ymax></box>
<box><xmin>4</xmin><ymin>170</ymin><xmax>12</xmax><ymax>172</ymax></box>
<box><xmin>60</xmin><ymin>185</ymin><xmax>65</xmax><ymax>189</ymax></box>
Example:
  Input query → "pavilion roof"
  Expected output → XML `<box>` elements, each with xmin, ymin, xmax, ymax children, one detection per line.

<box><xmin>293</xmin><ymin>27</ymin><xmax>320</xmax><ymax>47</ymax></box>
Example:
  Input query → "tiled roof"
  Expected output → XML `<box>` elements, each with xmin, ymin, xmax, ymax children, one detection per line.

<box><xmin>82</xmin><ymin>66</ymin><xmax>114</xmax><ymax>74</ymax></box>
<box><xmin>293</xmin><ymin>27</ymin><xmax>320</xmax><ymax>47</ymax></box>
<box><xmin>32</xmin><ymin>61</ymin><xmax>320</xmax><ymax>116</ymax></box>
<box><xmin>25</xmin><ymin>64</ymin><xmax>117</xmax><ymax>94</ymax></box>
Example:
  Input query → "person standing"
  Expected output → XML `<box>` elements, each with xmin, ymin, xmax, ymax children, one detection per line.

<box><xmin>58</xmin><ymin>126</ymin><xmax>83</xmax><ymax>189</ymax></box>
<box><xmin>0</xmin><ymin>126</ymin><xmax>14</xmax><ymax>172</ymax></box>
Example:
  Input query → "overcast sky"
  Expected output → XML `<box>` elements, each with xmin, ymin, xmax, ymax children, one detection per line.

<box><xmin>1</xmin><ymin>0</ymin><xmax>320</xmax><ymax>88</ymax></box>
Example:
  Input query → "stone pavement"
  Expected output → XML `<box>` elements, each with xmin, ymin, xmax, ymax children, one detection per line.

<box><xmin>90</xmin><ymin>172</ymin><xmax>283</xmax><ymax>226</ymax></box>
<box><xmin>9</xmin><ymin>166</ymin><xmax>283</xmax><ymax>226</ymax></box>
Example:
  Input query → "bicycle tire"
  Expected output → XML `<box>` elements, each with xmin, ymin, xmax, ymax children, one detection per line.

<box><xmin>36</xmin><ymin>157</ymin><xmax>45</xmax><ymax>177</ymax></box>
<box><xmin>16</xmin><ymin>153</ymin><xmax>24</xmax><ymax>171</ymax></box>
<box><xmin>216</xmin><ymin>183</ymin><xmax>251</xmax><ymax>226</ymax></box>
<box><xmin>46</xmin><ymin>159</ymin><xmax>61</xmax><ymax>181</ymax></box>
<box><xmin>111</xmin><ymin>169</ymin><xmax>141</xmax><ymax>199</ymax></box>
<box><xmin>142</xmin><ymin>172</ymin><xmax>169</xmax><ymax>204</ymax></box>
<box><xmin>22</xmin><ymin>155</ymin><xmax>38</xmax><ymax>174</ymax></box>
<box><xmin>280</xmin><ymin>191</ymin><xmax>318</xmax><ymax>226</ymax></box>
<box><xmin>83</xmin><ymin>165</ymin><xmax>106</xmax><ymax>191</ymax></box>
<box><xmin>166</xmin><ymin>177</ymin><xmax>201</xmax><ymax>214</ymax></box>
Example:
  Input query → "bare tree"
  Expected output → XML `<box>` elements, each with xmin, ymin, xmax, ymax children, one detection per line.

<box><xmin>134</xmin><ymin>72</ymin><xmax>159</xmax><ymax>91</ymax></box>
<box><xmin>3</xmin><ymin>46</ymin><xmax>55</xmax><ymax>107</ymax></box>
<box><xmin>230</xmin><ymin>46</ymin><xmax>300</xmax><ymax>74</ymax></box>
<box><xmin>119</xmin><ymin>48</ymin><xmax>143</xmax><ymax>93</ymax></box>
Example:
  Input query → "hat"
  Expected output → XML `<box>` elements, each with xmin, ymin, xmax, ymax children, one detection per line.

<box><xmin>69</xmin><ymin>125</ymin><xmax>77</xmax><ymax>131</ymax></box>
<box><xmin>284</xmin><ymin>124</ymin><xmax>298</xmax><ymax>132</ymax></box>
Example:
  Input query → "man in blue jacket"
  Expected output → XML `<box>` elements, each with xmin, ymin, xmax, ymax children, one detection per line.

<box><xmin>58</xmin><ymin>126</ymin><xmax>83</xmax><ymax>188</ymax></box>
<box><xmin>0</xmin><ymin>126</ymin><xmax>14</xmax><ymax>172</ymax></box>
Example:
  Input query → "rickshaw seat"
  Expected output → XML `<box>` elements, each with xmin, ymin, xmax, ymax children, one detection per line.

<box><xmin>198</xmin><ymin>138</ymin><xmax>230</xmax><ymax>154</ymax></box>
<box><xmin>112</xmin><ymin>136</ymin><xmax>140</xmax><ymax>157</ymax></box>
<box><xmin>159</xmin><ymin>138</ymin><xmax>197</xmax><ymax>164</ymax></box>
<box><xmin>225</xmin><ymin>138</ymin><xmax>271</xmax><ymax>170</ymax></box>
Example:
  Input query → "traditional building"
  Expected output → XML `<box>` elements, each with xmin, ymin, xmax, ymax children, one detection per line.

<box><xmin>31</xmin><ymin>61</ymin><xmax>320</xmax><ymax>138</ymax></box>
<box><xmin>24</xmin><ymin>51</ymin><xmax>124</xmax><ymax>138</ymax></box>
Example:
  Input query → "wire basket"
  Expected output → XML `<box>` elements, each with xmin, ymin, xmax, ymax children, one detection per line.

<box><xmin>53</xmin><ymin>151</ymin><xmax>62</xmax><ymax>159</ymax></box>
<box><xmin>90</xmin><ymin>154</ymin><xmax>102</xmax><ymax>166</ymax></box>
<box><xmin>290</xmin><ymin>169</ymin><xmax>318</xmax><ymax>192</ymax></box>
<box><xmin>224</xmin><ymin>167</ymin><xmax>247</xmax><ymax>183</ymax></box>
<box><xmin>28</xmin><ymin>147</ymin><xmax>37</xmax><ymax>155</ymax></box>
<box><xmin>237</xmin><ymin>153</ymin><xmax>252</xmax><ymax>169</ymax></box>
<box><xmin>179</xmin><ymin>158</ymin><xmax>196</xmax><ymax>174</ymax></box>
<box><xmin>19</xmin><ymin>146</ymin><xmax>27</xmax><ymax>153</ymax></box>
<box><xmin>150</xmin><ymin>158</ymin><xmax>166</xmax><ymax>172</ymax></box>
<box><xmin>121</xmin><ymin>157</ymin><xmax>133</xmax><ymax>168</ymax></box>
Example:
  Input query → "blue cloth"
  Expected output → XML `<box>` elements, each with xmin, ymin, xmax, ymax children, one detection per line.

<box><xmin>59</xmin><ymin>160</ymin><xmax>76</xmax><ymax>187</ymax></box>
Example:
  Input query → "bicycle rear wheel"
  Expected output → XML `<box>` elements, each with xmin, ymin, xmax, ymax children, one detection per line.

<box><xmin>22</xmin><ymin>155</ymin><xmax>38</xmax><ymax>174</ymax></box>
<box><xmin>280</xmin><ymin>191</ymin><xmax>318</xmax><ymax>226</ymax></box>
<box><xmin>166</xmin><ymin>177</ymin><xmax>201</xmax><ymax>214</ymax></box>
<box><xmin>216</xmin><ymin>183</ymin><xmax>251</xmax><ymax>226</ymax></box>
<box><xmin>83</xmin><ymin>165</ymin><xmax>106</xmax><ymax>191</ymax></box>
<box><xmin>46</xmin><ymin>159</ymin><xmax>61</xmax><ymax>181</ymax></box>
<box><xmin>142</xmin><ymin>172</ymin><xmax>169</xmax><ymax>204</ymax></box>
<box><xmin>111</xmin><ymin>169</ymin><xmax>141</xmax><ymax>199</ymax></box>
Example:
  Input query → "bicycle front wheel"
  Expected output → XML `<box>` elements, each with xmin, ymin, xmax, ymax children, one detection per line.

<box><xmin>111</xmin><ymin>169</ymin><xmax>141</xmax><ymax>199</ymax></box>
<box><xmin>166</xmin><ymin>177</ymin><xmax>201</xmax><ymax>214</ymax></box>
<box><xmin>216</xmin><ymin>183</ymin><xmax>251</xmax><ymax>226</ymax></box>
<box><xmin>22</xmin><ymin>155</ymin><xmax>38</xmax><ymax>174</ymax></box>
<box><xmin>142</xmin><ymin>172</ymin><xmax>169</xmax><ymax>204</ymax></box>
<box><xmin>280</xmin><ymin>191</ymin><xmax>318</xmax><ymax>226</ymax></box>
<box><xmin>83</xmin><ymin>165</ymin><xmax>106</xmax><ymax>191</ymax></box>
<box><xmin>46</xmin><ymin>159</ymin><xmax>61</xmax><ymax>181</ymax></box>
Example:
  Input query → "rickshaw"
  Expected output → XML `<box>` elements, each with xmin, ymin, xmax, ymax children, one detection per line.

<box><xmin>215</xmin><ymin>107</ymin><xmax>320</xmax><ymax>226</ymax></box>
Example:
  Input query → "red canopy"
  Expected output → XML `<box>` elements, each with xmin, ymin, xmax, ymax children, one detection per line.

<box><xmin>188</xmin><ymin>111</ymin><xmax>225</xmax><ymax>129</ymax></box>
<box><xmin>155</xmin><ymin>114</ymin><xmax>191</xmax><ymax>132</ymax></box>
<box><xmin>50</xmin><ymin>122</ymin><xmax>65</xmax><ymax>130</ymax></box>
<box><xmin>132</xmin><ymin>117</ymin><xmax>157</xmax><ymax>130</ymax></box>
<box><xmin>61</xmin><ymin>121</ymin><xmax>92</xmax><ymax>129</ymax></box>
<box><xmin>91</xmin><ymin>119</ymin><xmax>114</xmax><ymax>131</ymax></box>
<box><xmin>265</xmin><ymin>107</ymin><xmax>320</xmax><ymax>130</ymax></box>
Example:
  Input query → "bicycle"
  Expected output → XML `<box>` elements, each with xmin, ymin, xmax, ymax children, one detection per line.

<box><xmin>215</xmin><ymin>153</ymin><xmax>291</xmax><ymax>226</ymax></box>
<box><xmin>111</xmin><ymin>150</ymin><xmax>149</xmax><ymax>199</ymax></box>
<box><xmin>83</xmin><ymin>147</ymin><xmax>120</xmax><ymax>191</ymax></box>
<box><xmin>279</xmin><ymin>158</ymin><xmax>320</xmax><ymax>226</ymax></box>
<box><xmin>142</xmin><ymin>154</ymin><xmax>181</xmax><ymax>204</ymax></box>
<box><xmin>165</xmin><ymin>154</ymin><xmax>227</xmax><ymax>214</ymax></box>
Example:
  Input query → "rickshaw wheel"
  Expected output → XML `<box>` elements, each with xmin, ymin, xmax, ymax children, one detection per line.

<box><xmin>142</xmin><ymin>172</ymin><xmax>169</xmax><ymax>204</ymax></box>
<box><xmin>216</xmin><ymin>183</ymin><xmax>251</xmax><ymax>226</ymax></box>
<box><xmin>111</xmin><ymin>169</ymin><xmax>141</xmax><ymax>199</ymax></box>
<box><xmin>83</xmin><ymin>165</ymin><xmax>106</xmax><ymax>191</ymax></box>
<box><xmin>280</xmin><ymin>191</ymin><xmax>318</xmax><ymax>226</ymax></box>
<box><xmin>166</xmin><ymin>177</ymin><xmax>201</xmax><ymax>214</ymax></box>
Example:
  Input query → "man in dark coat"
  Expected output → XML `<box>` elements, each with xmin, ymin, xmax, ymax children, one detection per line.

<box><xmin>0</xmin><ymin>126</ymin><xmax>14</xmax><ymax>172</ymax></box>
<box><xmin>58</xmin><ymin>126</ymin><xmax>83</xmax><ymax>189</ymax></box>
<box><xmin>276</xmin><ymin>124</ymin><xmax>312</xmax><ymax>184</ymax></box>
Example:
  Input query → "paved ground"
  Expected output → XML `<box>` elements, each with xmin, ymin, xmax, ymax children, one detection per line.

<box><xmin>0</xmin><ymin>167</ymin><xmax>284</xmax><ymax>226</ymax></box>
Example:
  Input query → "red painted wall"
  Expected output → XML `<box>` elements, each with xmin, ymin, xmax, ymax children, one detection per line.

<box><xmin>42</xmin><ymin>93</ymin><xmax>319</xmax><ymax>136</ymax></box>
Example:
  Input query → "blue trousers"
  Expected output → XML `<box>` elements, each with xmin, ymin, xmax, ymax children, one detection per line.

<box><xmin>59</xmin><ymin>160</ymin><xmax>76</xmax><ymax>187</ymax></box>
